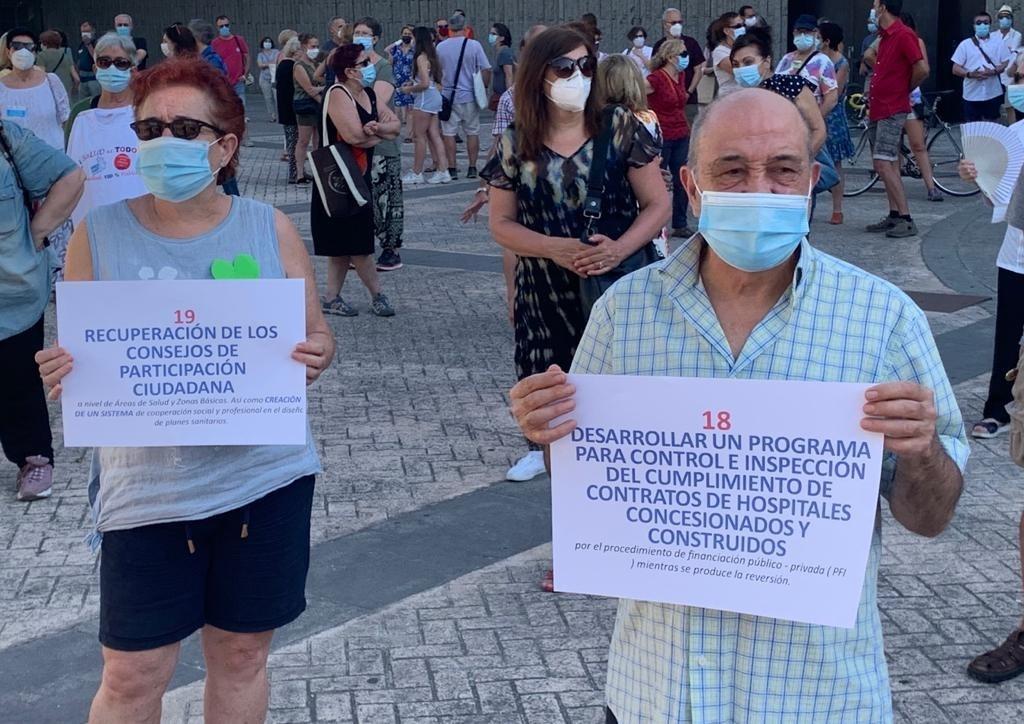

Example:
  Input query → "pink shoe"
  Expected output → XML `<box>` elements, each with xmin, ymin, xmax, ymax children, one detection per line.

<box><xmin>16</xmin><ymin>456</ymin><xmax>53</xmax><ymax>501</ymax></box>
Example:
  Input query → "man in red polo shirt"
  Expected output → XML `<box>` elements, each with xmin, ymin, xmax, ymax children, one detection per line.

<box><xmin>865</xmin><ymin>0</ymin><xmax>929</xmax><ymax>239</ymax></box>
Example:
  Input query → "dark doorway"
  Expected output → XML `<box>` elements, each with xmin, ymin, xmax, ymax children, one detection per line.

<box><xmin>0</xmin><ymin>0</ymin><xmax>44</xmax><ymax>32</ymax></box>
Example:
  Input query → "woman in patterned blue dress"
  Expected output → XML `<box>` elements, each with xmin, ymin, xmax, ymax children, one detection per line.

<box><xmin>387</xmin><ymin>25</ymin><xmax>415</xmax><ymax>137</ymax></box>
<box><xmin>820</xmin><ymin>22</ymin><xmax>855</xmax><ymax>224</ymax></box>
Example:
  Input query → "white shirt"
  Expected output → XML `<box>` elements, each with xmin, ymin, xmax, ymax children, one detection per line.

<box><xmin>712</xmin><ymin>44</ymin><xmax>738</xmax><ymax>97</ymax></box>
<box><xmin>998</xmin><ymin>225</ymin><xmax>1024</xmax><ymax>273</ymax></box>
<box><xmin>999</xmin><ymin>27</ymin><xmax>1023</xmax><ymax>85</ymax></box>
<box><xmin>0</xmin><ymin>74</ymin><xmax>70</xmax><ymax>150</ymax></box>
<box><xmin>622</xmin><ymin>46</ymin><xmax>652</xmax><ymax>76</ymax></box>
<box><xmin>952</xmin><ymin>35</ymin><xmax>1011</xmax><ymax>101</ymax></box>
<box><xmin>66</xmin><ymin>105</ymin><xmax>148</xmax><ymax>226</ymax></box>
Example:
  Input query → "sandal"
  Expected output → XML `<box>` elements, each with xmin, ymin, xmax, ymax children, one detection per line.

<box><xmin>829</xmin><ymin>212</ymin><xmax>844</xmax><ymax>225</ymax></box>
<box><xmin>540</xmin><ymin>569</ymin><xmax>555</xmax><ymax>593</ymax></box>
<box><xmin>971</xmin><ymin>418</ymin><xmax>1010</xmax><ymax>439</ymax></box>
<box><xmin>295</xmin><ymin>176</ymin><xmax>311</xmax><ymax>185</ymax></box>
<box><xmin>968</xmin><ymin>629</ymin><xmax>1024</xmax><ymax>683</ymax></box>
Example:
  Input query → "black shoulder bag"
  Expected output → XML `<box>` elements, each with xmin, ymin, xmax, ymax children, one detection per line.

<box><xmin>578</xmin><ymin>106</ymin><xmax>660</xmax><ymax>317</ymax></box>
<box><xmin>439</xmin><ymin>38</ymin><xmax>468</xmax><ymax>122</ymax></box>
<box><xmin>308</xmin><ymin>84</ymin><xmax>373</xmax><ymax>218</ymax></box>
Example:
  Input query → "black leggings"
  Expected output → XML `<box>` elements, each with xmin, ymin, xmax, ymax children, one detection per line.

<box><xmin>606</xmin><ymin>709</ymin><xmax>618</xmax><ymax>724</ymax></box>
<box><xmin>983</xmin><ymin>267</ymin><xmax>1024</xmax><ymax>423</ymax></box>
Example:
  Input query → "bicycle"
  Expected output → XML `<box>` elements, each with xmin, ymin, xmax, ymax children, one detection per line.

<box><xmin>841</xmin><ymin>90</ymin><xmax>978</xmax><ymax>198</ymax></box>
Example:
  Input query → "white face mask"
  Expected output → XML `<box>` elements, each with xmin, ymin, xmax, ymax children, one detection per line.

<box><xmin>11</xmin><ymin>48</ymin><xmax>35</xmax><ymax>71</ymax></box>
<box><xmin>263</xmin><ymin>41</ymin><xmax>273</xmax><ymax>49</ymax></box>
<box><xmin>306</xmin><ymin>47</ymin><xmax>320</xmax><ymax>60</ymax></box>
<box><xmin>545</xmin><ymin>69</ymin><xmax>592</xmax><ymax>112</ymax></box>
<box><xmin>745</xmin><ymin>16</ymin><xmax>757</xmax><ymax>27</ymax></box>
<box><xmin>669</xmin><ymin>23</ymin><xmax>683</xmax><ymax>38</ymax></box>
<box><xmin>632</xmin><ymin>36</ymin><xmax>646</xmax><ymax>48</ymax></box>
<box><xmin>160</xmin><ymin>42</ymin><xmax>172</xmax><ymax>57</ymax></box>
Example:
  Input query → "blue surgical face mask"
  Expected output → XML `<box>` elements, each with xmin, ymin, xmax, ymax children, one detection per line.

<box><xmin>732</xmin><ymin>26</ymin><xmax>746</xmax><ymax>40</ymax></box>
<box><xmin>354</xmin><ymin>35</ymin><xmax>374</xmax><ymax>50</ymax></box>
<box><xmin>488</xmin><ymin>33</ymin><xmax>498</xmax><ymax>45</ymax></box>
<box><xmin>814</xmin><ymin>37</ymin><xmax>822</xmax><ymax>51</ymax></box>
<box><xmin>115</xmin><ymin>25</ymin><xmax>131</xmax><ymax>37</ymax></box>
<box><xmin>96</xmin><ymin>66</ymin><xmax>132</xmax><ymax>93</ymax></box>
<box><xmin>733</xmin><ymin>63</ymin><xmax>763</xmax><ymax>88</ymax></box>
<box><xmin>218</xmin><ymin>25</ymin><xmax>231</xmax><ymax>37</ymax></box>
<box><xmin>867</xmin><ymin>22</ymin><xmax>878</xmax><ymax>34</ymax></box>
<box><xmin>695</xmin><ymin>181</ymin><xmax>811</xmax><ymax>272</ymax></box>
<box><xmin>1009</xmin><ymin>85</ymin><xmax>1024</xmax><ymax>112</ymax></box>
<box><xmin>976</xmin><ymin>23</ymin><xmax>991</xmax><ymax>38</ymax></box>
<box><xmin>137</xmin><ymin>136</ymin><xmax>221</xmax><ymax>203</ymax></box>
<box><xmin>360</xmin><ymin>63</ymin><xmax>377</xmax><ymax>87</ymax></box>
<box><xmin>793</xmin><ymin>34</ymin><xmax>815</xmax><ymax>52</ymax></box>
<box><xmin>1000</xmin><ymin>17</ymin><xmax>1013</xmax><ymax>30</ymax></box>
<box><xmin>677</xmin><ymin>55</ymin><xmax>690</xmax><ymax>71</ymax></box>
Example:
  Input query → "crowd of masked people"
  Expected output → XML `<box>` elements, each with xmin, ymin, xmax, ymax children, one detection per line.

<box><xmin>6</xmin><ymin>3</ymin><xmax>1024</xmax><ymax>722</ymax></box>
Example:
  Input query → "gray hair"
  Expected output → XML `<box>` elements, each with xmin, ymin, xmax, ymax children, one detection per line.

<box><xmin>188</xmin><ymin>19</ymin><xmax>216</xmax><ymax>45</ymax></box>
<box><xmin>662</xmin><ymin>7</ymin><xmax>682</xmax><ymax>21</ymax></box>
<box><xmin>114</xmin><ymin>13</ymin><xmax>133</xmax><ymax>25</ymax></box>
<box><xmin>449</xmin><ymin>13</ymin><xmax>466</xmax><ymax>31</ymax></box>
<box><xmin>281</xmin><ymin>36</ymin><xmax>301</xmax><ymax>58</ymax></box>
<box><xmin>94</xmin><ymin>31</ymin><xmax>137</xmax><ymax>63</ymax></box>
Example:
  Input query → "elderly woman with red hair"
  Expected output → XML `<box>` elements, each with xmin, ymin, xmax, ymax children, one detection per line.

<box><xmin>35</xmin><ymin>58</ymin><xmax>334</xmax><ymax>722</ymax></box>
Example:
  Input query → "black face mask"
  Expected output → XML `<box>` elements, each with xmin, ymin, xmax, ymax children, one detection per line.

<box><xmin>401</xmin><ymin>36</ymin><xmax>412</xmax><ymax>44</ymax></box>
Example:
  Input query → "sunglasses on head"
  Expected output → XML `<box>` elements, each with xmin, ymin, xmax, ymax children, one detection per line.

<box><xmin>130</xmin><ymin>116</ymin><xmax>225</xmax><ymax>141</ymax></box>
<box><xmin>96</xmin><ymin>56</ymin><xmax>133</xmax><ymax>70</ymax></box>
<box><xmin>10</xmin><ymin>41</ymin><xmax>36</xmax><ymax>51</ymax></box>
<box><xmin>548</xmin><ymin>55</ymin><xmax>598</xmax><ymax>79</ymax></box>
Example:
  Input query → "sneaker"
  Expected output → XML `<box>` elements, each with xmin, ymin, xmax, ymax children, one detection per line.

<box><xmin>971</xmin><ymin>418</ymin><xmax>1010</xmax><ymax>439</ymax></box>
<box><xmin>506</xmin><ymin>450</ymin><xmax>547</xmax><ymax>482</ymax></box>
<box><xmin>885</xmin><ymin>219</ymin><xmax>918</xmax><ymax>238</ymax></box>
<box><xmin>16</xmin><ymin>456</ymin><xmax>53</xmax><ymax>502</ymax></box>
<box><xmin>866</xmin><ymin>215</ymin><xmax>898</xmax><ymax>233</ymax></box>
<box><xmin>322</xmin><ymin>295</ymin><xmax>358</xmax><ymax>317</ymax></box>
<box><xmin>376</xmin><ymin>249</ymin><xmax>403</xmax><ymax>271</ymax></box>
<box><xmin>448</xmin><ymin>168</ymin><xmax>459</xmax><ymax>181</ymax></box>
<box><xmin>427</xmin><ymin>170</ymin><xmax>452</xmax><ymax>185</ymax></box>
<box><xmin>928</xmin><ymin>187</ymin><xmax>944</xmax><ymax>202</ymax></box>
<box><xmin>466</xmin><ymin>166</ymin><xmax>478</xmax><ymax>179</ymax></box>
<box><xmin>370</xmin><ymin>292</ymin><xmax>396</xmax><ymax>317</ymax></box>
<box><xmin>402</xmin><ymin>171</ymin><xmax>425</xmax><ymax>185</ymax></box>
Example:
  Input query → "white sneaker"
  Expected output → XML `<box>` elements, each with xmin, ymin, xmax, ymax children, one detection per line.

<box><xmin>402</xmin><ymin>171</ymin><xmax>425</xmax><ymax>185</ymax></box>
<box><xmin>506</xmin><ymin>450</ymin><xmax>547</xmax><ymax>482</ymax></box>
<box><xmin>427</xmin><ymin>170</ymin><xmax>452</xmax><ymax>185</ymax></box>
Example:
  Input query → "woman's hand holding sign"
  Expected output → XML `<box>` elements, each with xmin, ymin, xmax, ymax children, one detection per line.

<box><xmin>36</xmin><ymin>346</ymin><xmax>73</xmax><ymax>401</ymax></box>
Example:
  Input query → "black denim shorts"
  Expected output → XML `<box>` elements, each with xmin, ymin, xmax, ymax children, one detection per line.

<box><xmin>98</xmin><ymin>476</ymin><xmax>315</xmax><ymax>651</ymax></box>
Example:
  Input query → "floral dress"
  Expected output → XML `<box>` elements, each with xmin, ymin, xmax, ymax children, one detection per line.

<box><xmin>389</xmin><ymin>44</ymin><xmax>414</xmax><ymax>108</ymax></box>
<box><xmin>824</xmin><ymin>55</ymin><xmax>855</xmax><ymax>162</ymax></box>
<box><xmin>481</xmin><ymin>106</ymin><xmax>660</xmax><ymax>380</ymax></box>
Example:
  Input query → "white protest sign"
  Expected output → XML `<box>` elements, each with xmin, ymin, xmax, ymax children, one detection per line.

<box><xmin>550</xmin><ymin>374</ymin><xmax>884</xmax><ymax>629</ymax></box>
<box><xmin>56</xmin><ymin>280</ymin><xmax>307</xmax><ymax>447</ymax></box>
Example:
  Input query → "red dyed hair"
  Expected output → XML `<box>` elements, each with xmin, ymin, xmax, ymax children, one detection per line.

<box><xmin>131</xmin><ymin>58</ymin><xmax>245</xmax><ymax>182</ymax></box>
<box><xmin>329</xmin><ymin>44</ymin><xmax>364</xmax><ymax>81</ymax></box>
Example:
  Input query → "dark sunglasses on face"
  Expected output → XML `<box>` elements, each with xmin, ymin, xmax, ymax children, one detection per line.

<box><xmin>356</xmin><ymin>57</ymin><xmax>372</xmax><ymax>67</ymax></box>
<box><xmin>10</xmin><ymin>41</ymin><xmax>36</xmax><ymax>51</ymax></box>
<box><xmin>729</xmin><ymin>24</ymin><xmax>744</xmax><ymax>30</ymax></box>
<box><xmin>436</xmin><ymin>23</ymin><xmax>448</xmax><ymax>29</ymax></box>
<box><xmin>130</xmin><ymin>116</ymin><xmax>225</xmax><ymax>141</ymax></box>
<box><xmin>96</xmin><ymin>56</ymin><xmax>133</xmax><ymax>70</ymax></box>
<box><xmin>679</xmin><ymin>52</ymin><xmax>689</xmax><ymax>58</ymax></box>
<box><xmin>548</xmin><ymin>55</ymin><xmax>598</xmax><ymax>78</ymax></box>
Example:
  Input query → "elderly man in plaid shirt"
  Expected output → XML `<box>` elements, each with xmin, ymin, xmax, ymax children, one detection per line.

<box><xmin>510</xmin><ymin>88</ymin><xmax>967</xmax><ymax>723</ymax></box>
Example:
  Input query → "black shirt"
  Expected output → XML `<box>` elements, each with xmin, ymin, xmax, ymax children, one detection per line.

<box><xmin>76</xmin><ymin>42</ymin><xmax>95</xmax><ymax>77</ymax></box>
<box><xmin>276</xmin><ymin>59</ymin><xmax>297</xmax><ymax>126</ymax></box>
<box><xmin>133</xmin><ymin>36</ymin><xmax>149</xmax><ymax>69</ymax></box>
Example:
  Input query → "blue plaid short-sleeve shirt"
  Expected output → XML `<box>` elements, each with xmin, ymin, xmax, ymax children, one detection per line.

<box><xmin>571</xmin><ymin>238</ymin><xmax>969</xmax><ymax>723</ymax></box>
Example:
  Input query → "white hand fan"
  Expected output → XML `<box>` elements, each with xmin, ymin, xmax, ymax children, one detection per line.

<box><xmin>961</xmin><ymin>122</ymin><xmax>1024</xmax><ymax>210</ymax></box>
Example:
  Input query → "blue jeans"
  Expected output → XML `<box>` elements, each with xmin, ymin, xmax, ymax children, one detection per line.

<box><xmin>661</xmin><ymin>136</ymin><xmax>690</xmax><ymax>230</ymax></box>
<box><xmin>234</xmin><ymin>80</ymin><xmax>247</xmax><ymax>113</ymax></box>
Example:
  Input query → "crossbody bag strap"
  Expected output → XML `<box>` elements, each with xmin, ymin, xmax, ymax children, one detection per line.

<box><xmin>582</xmin><ymin>106</ymin><xmax>618</xmax><ymax>236</ymax></box>
<box><xmin>447</xmin><ymin>38</ymin><xmax>469</xmax><ymax>105</ymax></box>
<box><xmin>972</xmin><ymin>36</ymin><xmax>997</xmax><ymax>68</ymax></box>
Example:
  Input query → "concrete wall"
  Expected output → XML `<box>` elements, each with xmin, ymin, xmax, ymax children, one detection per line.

<box><xmin>35</xmin><ymin>1</ymin><xmax>790</xmax><ymax>65</ymax></box>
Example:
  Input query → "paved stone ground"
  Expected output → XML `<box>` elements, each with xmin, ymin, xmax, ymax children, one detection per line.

<box><xmin>2</xmin><ymin>103</ymin><xmax>1024</xmax><ymax>722</ymax></box>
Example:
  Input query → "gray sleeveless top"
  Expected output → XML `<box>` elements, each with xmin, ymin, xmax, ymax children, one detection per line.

<box><xmin>85</xmin><ymin>197</ymin><xmax>321</xmax><ymax>535</ymax></box>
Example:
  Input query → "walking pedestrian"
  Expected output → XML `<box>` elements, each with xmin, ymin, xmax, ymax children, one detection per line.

<box><xmin>437</xmin><ymin>13</ymin><xmax>491</xmax><ymax>179</ymax></box>
<box><xmin>489</xmin><ymin>23</ymin><xmax>515</xmax><ymax>109</ymax></box>
<box><xmin>75</xmin><ymin>21</ymin><xmax>100</xmax><ymax>100</ymax></box>
<box><xmin>65</xmin><ymin>32</ymin><xmax>146</xmax><ymax>225</ymax></box>
<box><xmin>0</xmin><ymin>121</ymin><xmax>83</xmax><ymax>502</ymax></box>
<box><xmin>645</xmin><ymin>39</ymin><xmax>692</xmax><ymax>237</ymax></box>
<box><xmin>38</xmin><ymin>30</ymin><xmax>73</xmax><ymax>97</ymax></box>
<box><xmin>998</xmin><ymin>4</ymin><xmax>1023</xmax><ymax>122</ymax></box>
<box><xmin>953</xmin><ymin>10</ymin><xmax>1010</xmax><ymax>122</ymax></box>
<box><xmin>511</xmin><ymin>88</ymin><xmax>968</xmax><ymax>723</ymax></box>
<box><xmin>481</xmin><ymin>26</ymin><xmax>669</xmax><ymax>507</ymax></box>
<box><xmin>314</xmin><ymin>44</ymin><xmax>399</xmax><ymax>318</ymax></box>
<box><xmin>711</xmin><ymin>12</ymin><xmax>746</xmax><ymax>98</ymax></box>
<box><xmin>865</xmin><ymin>0</ymin><xmax>928</xmax><ymax>239</ymax></box>
<box><xmin>257</xmin><ymin>36</ymin><xmax>280</xmax><ymax>122</ymax></box>
<box><xmin>113</xmin><ymin>13</ymin><xmax>148</xmax><ymax>69</ymax></box>
<box><xmin>276</xmin><ymin>33</ymin><xmax>300</xmax><ymax>183</ymax></box>
<box><xmin>35</xmin><ymin>58</ymin><xmax>333</xmax><ymax>721</ymax></box>
<box><xmin>292</xmin><ymin>33</ymin><xmax>324</xmax><ymax>186</ymax></box>
<box><xmin>161</xmin><ymin>23</ymin><xmax>198</xmax><ymax>59</ymax></box>
<box><xmin>400</xmin><ymin>27</ymin><xmax>449</xmax><ymax>185</ymax></box>
<box><xmin>353</xmin><ymin>17</ymin><xmax>405</xmax><ymax>272</ymax></box>
<box><xmin>819</xmin><ymin>21</ymin><xmax>855</xmax><ymax>223</ymax></box>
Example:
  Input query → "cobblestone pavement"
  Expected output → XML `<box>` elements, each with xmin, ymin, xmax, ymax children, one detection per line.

<box><xmin>2</xmin><ymin>107</ymin><xmax>1024</xmax><ymax>722</ymax></box>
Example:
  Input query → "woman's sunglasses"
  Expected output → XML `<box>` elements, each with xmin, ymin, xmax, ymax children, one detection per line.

<box><xmin>10</xmin><ymin>41</ymin><xmax>36</xmax><ymax>52</ymax></box>
<box><xmin>130</xmin><ymin>116</ymin><xmax>225</xmax><ymax>141</ymax></box>
<box><xmin>548</xmin><ymin>55</ymin><xmax>598</xmax><ymax>79</ymax></box>
<box><xmin>96</xmin><ymin>56</ymin><xmax>133</xmax><ymax>70</ymax></box>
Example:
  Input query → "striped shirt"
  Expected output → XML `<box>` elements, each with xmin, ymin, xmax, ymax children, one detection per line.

<box><xmin>570</xmin><ymin>238</ymin><xmax>969</xmax><ymax>723</ymax></box>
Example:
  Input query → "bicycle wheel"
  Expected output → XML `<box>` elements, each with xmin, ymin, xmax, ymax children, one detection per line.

<box><xmin>843</xmin><ymin>129</ymin><xmax>879</xmax><ymax>197</ymax></box>
<box><xmin>928</xmin><ymin>124</ymin><xmax>978</xmax><ymax>197</ymax></box>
